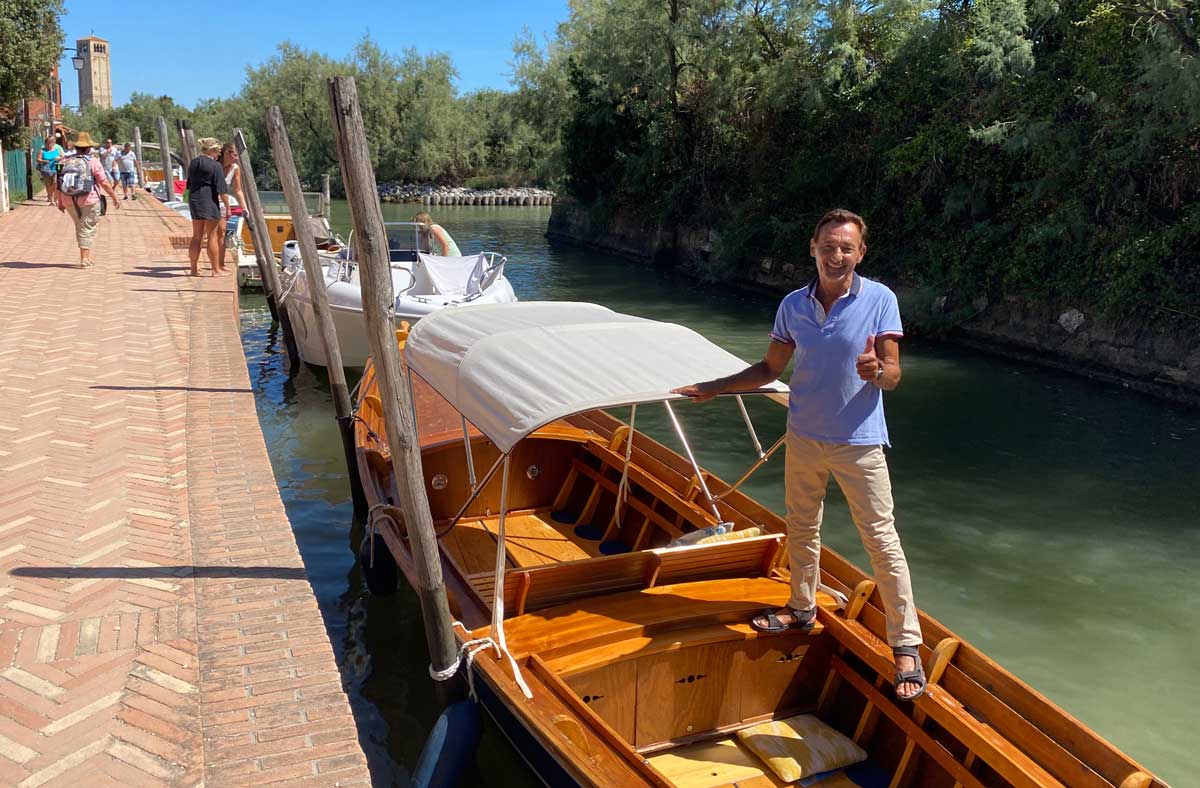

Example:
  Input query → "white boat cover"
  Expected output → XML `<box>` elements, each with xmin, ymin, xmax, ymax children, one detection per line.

<box><xmin>405</xmin><ymin>301</ymin><xmax>790</xmax><ymax>453</ymax></box>
<box><xmin>418</xmin><ymin>252</ymin><xmax>486</xmax><ymax>297</ymax></box>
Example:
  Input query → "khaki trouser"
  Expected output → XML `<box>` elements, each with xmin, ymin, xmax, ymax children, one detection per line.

<box><xmin>784</xmin><ymin>432</ymin><xmax>922</xmax><ymax>647</ymax></box>
<box><xmin>67</xmin><ymin>200</ymin><xmax>100</xmax><ymax>249</ymax></box>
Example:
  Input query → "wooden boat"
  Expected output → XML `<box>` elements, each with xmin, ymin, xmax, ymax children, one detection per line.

<box><xmin>233</xmin><ymin>191</ymin><xmax>342</xmax><ymax>290</ymax></box>
<box><xmin>353</xmin><ymin>302</ymin><xmax>1166</xmax><ymax>788</ymax></box>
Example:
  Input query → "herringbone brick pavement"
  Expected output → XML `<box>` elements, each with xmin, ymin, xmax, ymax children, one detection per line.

<box><xmin>0</xmin><ymin>199</ymin><xmax>370</xmax><ymax>787</ymax></box>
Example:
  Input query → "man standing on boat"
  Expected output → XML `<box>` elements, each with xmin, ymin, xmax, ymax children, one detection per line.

<box><xmin>673</xmin><ymin>208</ymin><xmax>926</xmax><ymax>701</ymax></box>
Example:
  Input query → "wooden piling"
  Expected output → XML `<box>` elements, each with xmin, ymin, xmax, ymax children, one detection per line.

<box><xmin>320</xmin><ymin>174</ymin><xmax>331</xmax><ymax>217</ymax></box>
<box><xmin>175</xmin><ymin>119</ymin><xmax>193</xmax><ymax>170</ymax></box>
<box><xmin>184</xmin><ymin>128</ymin><xmax>199</xmax><ymax>169</ymax></box>
<box><xmin>233</xmin><ymin>129</ymin><xmax>298</xmax><ymax>362</ymax></box>
<box><xmin>132</xmin><ymin>126</ymin><xmax>146</xmax><ymax>187</ymax></box>
<box><xmin>155</xmin><ymin>116</ymin><xmax>174</xmax><ymax>202</ymax></box>
<box><xmin>265</xmin><ymin>106</ymin><xmax>366</xmax><ymax>518</ymax></box>
<box><xmin>327</xmin><ymin>75</ymin><xmax>460</xmax><ymax>700</ymax></box>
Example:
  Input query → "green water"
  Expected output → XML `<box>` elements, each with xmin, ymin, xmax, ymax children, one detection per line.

<box><xmin>241</xmin><ymin>203</ymin><xmax>1197</xmax><ymax>786</ymax></box>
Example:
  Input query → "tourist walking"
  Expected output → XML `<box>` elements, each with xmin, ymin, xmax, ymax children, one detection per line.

<box><xmin>117</xmin><ymin>143</ymin><xmax>138</xmax><ymax>199</ymax></box>
<box><xmin>36</xmin><ymin>137</ymin><xmax>64</xmax><ymax>202</ymax></box>
<box><xmin>55</xmin><ymin>132</ymin><xmax>121</xmax><ymax>268</ymax></box>
<box><xmin>217</xmin><ymin>143</ymin><xmax>246</xmax><ymax>266</ymax></box>
<box><xmin>673</xmin><ymin>208</ymin><xmax>927</xmax><ymax>701</ymax></box>
<box><xmin>186</xmin><ymin>137</ymin><xmax>228</xmax><ymax>276</ymax></box>
<box><xmin>101</xmin><ymin>139</ymin><xmax>119</xmax><ymax>184</ymax></box>
<box><xmin>413</xmin><ymin>211</ymin><xmax>462</xmax><ymax>257</ymax></box>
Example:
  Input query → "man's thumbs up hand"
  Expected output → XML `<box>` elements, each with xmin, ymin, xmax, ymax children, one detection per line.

<box><xmin>856</xmin><ymin>334</ymin><xmax>883</xmax><ymax>382</ymax></box>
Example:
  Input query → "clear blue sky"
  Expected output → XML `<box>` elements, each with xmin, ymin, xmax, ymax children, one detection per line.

<box><xmin>58</xmin><ymin>0</ymin><xmax>568</xmax><ymax>110</ymax></box>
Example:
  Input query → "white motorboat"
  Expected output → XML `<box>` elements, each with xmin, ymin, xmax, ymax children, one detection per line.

<box><xmin>279</xmin><ymin>222</ymin><xmax>518</xmax><ymax>367</ymax></box>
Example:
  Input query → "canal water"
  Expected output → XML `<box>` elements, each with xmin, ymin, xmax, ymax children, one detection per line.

<box><xmin>239</xmin><ymin>204</ymin><xmax>1197</xmax><ymax>786</ymax></box>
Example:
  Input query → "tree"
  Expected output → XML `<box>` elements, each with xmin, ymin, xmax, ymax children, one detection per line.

<box><xmin>0</xmin><ymin>0</ymin><xmax>66</xmax><ymax>147</ymax></box>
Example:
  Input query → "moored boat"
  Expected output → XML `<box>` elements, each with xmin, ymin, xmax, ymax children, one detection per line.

<box><xmin>353</xmin><ymin>302</ymin><xmax>1167</xmax><ymax>788</ymax></box>
<box><xmin>281</xmin><ymin>221</ymin><xmax>516</xmax><ymax>368</ymax></box>
<box><xmin>232</xmin><ymin>191</ymin><xmax>343</xmax><ymax>290</ymax></box>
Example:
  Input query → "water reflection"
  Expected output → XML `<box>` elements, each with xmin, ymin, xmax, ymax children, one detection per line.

<box><xmin>241</xmin><ymin>204</ymin><xmax>1197</xmax><ymax>786</ymax></box>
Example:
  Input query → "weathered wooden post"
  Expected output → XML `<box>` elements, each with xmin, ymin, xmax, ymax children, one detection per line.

<box><xmin>327</xmin><ymin>76</ymin><xmax>460</xmax><ymax>701</ymax></box>
<box><xmin>132</xmin><ymin>126</ymin><xmax>146</xmax><ymax>187</ymax></box>
<box><xmin>184</xmin><ymin>127</ymin><xmax>199</xmax><ymax>168</ymax></box>
<box><xmin>320</xmin><ymin>173</ymin><xmax>331</xmax><ymax>217</ymax></box>
<box><xmin>174</xmin><ymin>118</ymin><xmax>192</xmax><ymax>169</ymax></box>
<box><xmin>233</xmin><ymin>128</ymin><xmax>299</xmax><ymax>366</ymax></box>
<box><xmin>155</xmin><ymin>116</ymin><xmax>174</xmax><ymax>202</ymax></box>
<box><xmin>265</xmin><ymin>106</ymin><xmax>367</xmax><ymax>518</ymax></box>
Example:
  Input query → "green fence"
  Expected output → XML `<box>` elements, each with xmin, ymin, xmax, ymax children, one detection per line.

<box><xmin>4</xmin><ymin>144</ymin><xmax>28</xmax><ymax>203</ymax></box>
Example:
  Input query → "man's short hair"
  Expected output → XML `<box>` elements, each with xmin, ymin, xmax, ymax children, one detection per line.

<box><xmin>813</xmin><ymin>209</ymin><xmax>868</xmax><ymax>243</ymax></box>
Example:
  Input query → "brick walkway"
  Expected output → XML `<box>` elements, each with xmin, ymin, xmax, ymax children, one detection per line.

<box><xmin>0</xmin><ymin>198</ymin><xmax>371</xmax><ymax>787</ymax></box>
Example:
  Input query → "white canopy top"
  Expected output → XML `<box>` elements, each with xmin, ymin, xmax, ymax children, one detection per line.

<box><xmin>405</xmin><ymin>301</ymin><xmax>789</xmax><ymax>453</ymax></box>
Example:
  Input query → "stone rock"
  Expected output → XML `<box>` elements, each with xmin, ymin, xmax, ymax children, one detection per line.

<box><xmin>972</xmin><ymin>295</ymin><xmax>989</xmax><ymax>313</ymax></box>
<box><xmin>1058</xmin><ymin>308</ymin><xmax>1086</xmax><ymax>334</ymax></box>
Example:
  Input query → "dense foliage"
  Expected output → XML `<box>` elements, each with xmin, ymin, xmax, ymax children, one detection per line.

<box><xmin>64</xmin><ymin>36</ymin><xmax>560</xmax><ymax>192</ymax></box>
<box><xmin>528</xmin><ymin>0</ymin><xmax>1199</xmax><ymax>316</ymax></box>
<box><xmin>58</xmin><ymin>2</ymin><xmax>1196</xmax><ymax>315</ymax></box>
<box><xmin>0</xmin><ymin>0</ymin><xmax>65</xmax><ymax>147</ymax></box>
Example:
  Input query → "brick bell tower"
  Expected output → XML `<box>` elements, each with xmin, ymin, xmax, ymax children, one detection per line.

<box><xmin>76</xmin><ymin>36</ymin><xmax>113</xmax><ymax>109</ymax></box>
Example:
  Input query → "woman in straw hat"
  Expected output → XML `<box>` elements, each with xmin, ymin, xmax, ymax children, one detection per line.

<box><xmin>55</xmin><ymin>132</ymin><xmax>121</xmax><ymax>268</ymax></box>
<box><xmin>186</xmin><ymin>137</ymin><xmax>229</xmax><ymax>276</ymax></box>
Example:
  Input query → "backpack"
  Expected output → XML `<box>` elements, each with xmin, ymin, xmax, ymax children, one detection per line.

<box><xmin>58</xmin><ymin>156</ymin><xmax>96</xmax><ymax>198</ymax></box>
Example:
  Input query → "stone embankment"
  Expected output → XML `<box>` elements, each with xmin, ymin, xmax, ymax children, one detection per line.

<box><xmin>547</xmin><ymin>197</ymin><xmax>1200</xmax><ymax>406</ymax></box>
<box><xmin>377</xmin><ymin>182</ymin><xmax>555</xmax><ymax>205</ymax></box>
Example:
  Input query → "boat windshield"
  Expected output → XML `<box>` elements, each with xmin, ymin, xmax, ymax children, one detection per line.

<box><xmin>383</xmin><ymin>222</ymin><xmax>423</xmax><ymax>263</ymax></box>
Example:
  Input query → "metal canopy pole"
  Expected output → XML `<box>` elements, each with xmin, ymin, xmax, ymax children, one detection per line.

<box><xmin>714</xmin><ymin>433</ymin><xmax>787</xmax><ymax>502</ymax></box>
<box><xmin>444</xmin><ymin>454</ymin><xmax>506</xmax><ymax>532</ymax></box>
<box><xmin>663</xmin><ymin>400</ymin><xmax>722</xmax><ymax>521</ymax></box>
<box><xmin>735</xmin><ymin>395</ymin><xmax>766</xmax><ymax>458</ymax></box>
<box><xmin>462</xmin><ymin>416</ymin><xmax>477</xmax><ymax>491</ymax></box>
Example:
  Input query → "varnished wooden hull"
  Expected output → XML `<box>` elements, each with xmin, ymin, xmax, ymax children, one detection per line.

<box><xmin>353</xmin><ymin>356</ymin><xmax>1167</xmax><ymax>788</ymax></box>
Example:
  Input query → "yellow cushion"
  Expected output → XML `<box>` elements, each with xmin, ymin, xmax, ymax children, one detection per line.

<box><xmin>695</xmin><ymin>526</ymin><xmax>763</xmax><ymax>545</ymax></box>
<box><xmin>736</xmin><ymin>714</ymin><xmax>867</xmax><ymax>782</ymax></box>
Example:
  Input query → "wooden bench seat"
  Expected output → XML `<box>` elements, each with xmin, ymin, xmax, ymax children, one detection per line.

<box><xmin>445</xmin><ymin>510</ymin><xmax>599</xmax><ymax>574</ymax></box>
<box><xmin>486</xmin><ymin>573</ymin><xmax>814</xmax><ymax>659</ymax></box>
<box><xmin>467</xmin><ymin>533</ymin><xmax>785</xmax><ymax>620</ymax></box>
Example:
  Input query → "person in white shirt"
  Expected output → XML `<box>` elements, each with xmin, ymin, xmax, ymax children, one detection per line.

<box><xmin>100</xmin><ymin>140</ymin><xmax>119</xmax><ymax>184</ymax></box>
<box><xmin>116</xmin><ymin>143</ymin><xmax>139</xmax><ymax>199</ymax></box>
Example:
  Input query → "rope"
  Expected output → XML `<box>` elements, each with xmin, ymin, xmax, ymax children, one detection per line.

<box><xmin>489</xmin><ymin>456</ymin><xmax>533</xmax><ymax>699</ymax></box>
<box><xmin>275</xmin><ymin>266</ymin><xmax>301</xmax><ymax>304</ymax></box>
<box><xmin>364</xmin><ymin>503</ymin><xmax>398</xmax><ymax>568</ymax></box>
<box><xmin>612</xmin><ymin>404</ymin><xmax>637</xmax><ymax>529</ymax></box>
<box><xmin>428</xmin><ymin>627</ymin><xmax>500</xmax><ymax>700</ymax></box>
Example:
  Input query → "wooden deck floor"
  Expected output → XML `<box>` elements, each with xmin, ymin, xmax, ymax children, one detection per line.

<box><xmin>0</xmin><ymin>198</ymin><xmax>370</xmax><ymax>787</ymax></box>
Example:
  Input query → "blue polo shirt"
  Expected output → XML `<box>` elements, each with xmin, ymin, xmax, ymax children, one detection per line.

<box><xmin>770</xmin><ymin>274</ymin><xmax>903</xmax><ymax>446</ymax></box>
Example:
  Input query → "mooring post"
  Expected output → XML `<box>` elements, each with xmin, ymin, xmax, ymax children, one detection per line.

<box><xmin>175</xmin><ymin>119</ymin><xmax>193</xmax><ymax>171</ymax></box>
<box><xmin>155</xmin><ymin>116</ymin><xmax>174</xmax><ymax>202</ymax></box>
<box><xmin>234</xmin><ymin>129</ymin><xmax>299</xmax><ymax>365</ymax></box>
<box><xmin>320</xmin><ymin>173</ymin><xmax>331</xmax><ymax>217</ymax></box>
<box><xmin>265</xmin><ymin>106</ymin><xmax>367</xmax><ymax>518</ymax></box>
<box><xmin>327</xmin><ymin>76</ymin><xmax>461</xmax><ymax>703</ymax></box>
<box><xmin>132</xmin><ymin>126</ymin><xmax>146</xmax><ymax>188</ymax></box>
<box><xmin>185</xmin><ymin>128</ymin><xmax>199</xmax><ymax>168</ymax></box>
